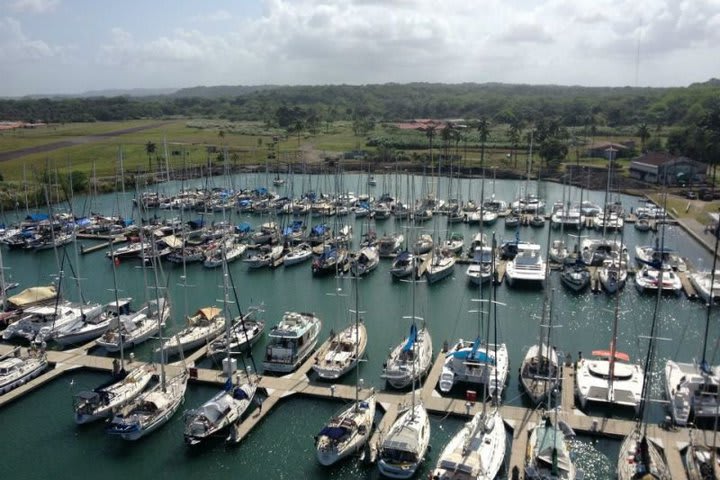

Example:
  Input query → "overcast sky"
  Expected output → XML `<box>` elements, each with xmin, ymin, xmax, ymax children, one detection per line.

<box><xmin>1</xmin><ymin>0</ymin><xmax>719</xmax><ymax>96</ymax></box>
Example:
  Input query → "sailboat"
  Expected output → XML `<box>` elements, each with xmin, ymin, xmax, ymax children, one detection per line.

<box><xmin>382</xmin><ymin>235</ymin><xmax>433</xmax><ymax>389</ymax></box>
<box><xmin>314</xmin><ymin>272</ymin><xmax>376</xmax><ymax>465</ymax></box>
<box><xmin>106</xmin><ymin>250</ymin><xmax>189</xmax><ymax>441</ymax></box>
<box><xmin>520</xmin><ymin>285</ymin><xmax>560</xmax><ymax>406</ymax></box>
<box><xmin>183</xmin><ymin>245</ymin><xmax>257</xmax><ymax>446</ymax></box>
<box><xmin>525</xmin><ymin>412</ymin><xmax>579</xmax><ymax>479</ymax></box>
<box><xmin>440</xmin><ymin>234</ymin><xmax>509</xmax><ymax>399</ymax></box>
<box><xmin>575</xmin><ymin>284</ymin><xmax>643</xmax><ymax>412</ymax></box>
<box><xmin>378</xmin><ymin>301</ymin><xmax>431</xmax><ymax>479</ymax></box>
<box><xmin>665</xmin><ymin>229</ymin><xmax>720</xmax><ymax>426</ymax></box>
<box><xmin>312</xmin><ymin>273</ymin><xmax>368</xmax><ymax>380</ymax></box>
<box><xmin>684</xmin><ymin>427</ymin><xmax>720</xmax><ymax>480</ymax></box>
<box><xmin>0</xmin><ymin>346</ymin><xmax>47</xmax><ymax>395</ymax></box>
<box><xmin>432</xmin><ymin>255</ymin><xmax>507</xmax><ymax>479</ymax></box>
<box><xmin>616</xmin><ymin>224</ymin><xmax>671</xmax><ymax>480</ymax></box>
<box><xmin>430</xmin><ymin>407</ymin><xmax>506</xmax><ymax>480</ymax></box>
<box><xmin>73</xmin><ymin>229</ymin><xmax>155</xmax><ymax>424</ymax></box>
<box><xmin>159</xmin><ymin>306</ymin><xmax>225</xmax><ymax>358</ymax></box>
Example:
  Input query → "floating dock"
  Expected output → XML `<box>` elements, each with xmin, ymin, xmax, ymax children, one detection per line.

<box><xmin>0</xmin><ymin>339</ymin><xmax>700</xmax><ymax>479</ymax></box>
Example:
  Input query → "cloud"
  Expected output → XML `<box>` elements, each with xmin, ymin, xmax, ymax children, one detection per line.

<box><xmin>192</xmin><ymin>9</ymin><xmax>232</xmax><ymax>22</ymax></box>
<box><xmin>5</xmin><ymin>0</ymin><xmax>720</xmax><ymax>95</ymax></box>
<box><xmin>8</xmin><ymin>0</ymin><xmax>59</xmax><ymax>14</ymax></box>
<box><xmin>498</xmin><ymin>22</ymin><xmax>554</xmax><ymax>44</ymax></box>
<box><xmin>99</xmin><ymin>27</ymin><xmax>239</xmax><ymax>69</ymax></box>
<box><xmin>0</xmin><ymin>16</ymin><xmax>64</xmax><ymax>61</ymax></box>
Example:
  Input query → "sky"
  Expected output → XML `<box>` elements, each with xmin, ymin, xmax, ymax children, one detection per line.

<box><xmin>1</xmin><ymin>0</ymin><xmax>719</xmax><ymax>96</ymax></box>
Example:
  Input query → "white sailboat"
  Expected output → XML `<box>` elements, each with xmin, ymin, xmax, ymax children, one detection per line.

<box><xmin>73</xmin><ymin>239</ymin><xmax>155</xmax><ymax>424</ymax></box>
<box><xmin>378</xmin><ymin>277</ymin><xmax>431</xmax><ymax>479</ymax></box>
<box><xmin>520</xmin><ymin>284</ymin><xmax>560</xmax><ymax>406</ymax></box>
<box><xmin>315</xmin><ymin>272</ymin><xmax>376</xmax><ymax>466</ymax></box>
<box><xmin>441</xmin><ymin>234</ymin><xmax>508</xmax><ymax>399</ymax></box>
<box><xmin>159</xmin><ymin>306</ymin><xmax>225</xmax><ymax>357</ymax></box>
<box><xmin>106</xmin><ymin>251</ymin><xmax>189</xmax><ymax>441</ymax></box>
<box><xmin>575</xmin><ymin>285</ymin><xmax>643</xmax><ymax>412</ymax></box>
<box><xmin>525</xmin><ymin>413</ymin><xmax>579</xmax><ymax>480</ymax></box>
<box><xmin>184</xmin><ymin>246</ymin><xmax>258</xmax><ymax>446</ymax></box>
<box><xmin>431</xmin><ymin>408</ymin><xmax>506</xmax><ymax>480</ymax></box>
<box><xmin>617</xmin><ymin>223</ymin><xmax>672</xmax><ymax>480</ymax></box>
<box><xmin>382</xmin><ymin>251</ymin><xmax>433</xmax><ymax>389</ymax></box>
<box><xmin>665</xmin><ymin>236</ymin><xmax>720</xmax><ymax>426</ymax></box>
<box><xmin>0</xmin><ymin>346</ymin><xmax>47</xmax><ymax>395</ymax></box>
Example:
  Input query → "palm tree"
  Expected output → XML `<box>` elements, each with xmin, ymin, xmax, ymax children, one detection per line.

<box><xmin>637</xmin><ymin>123</ymin><xmax>650</xmax><ymax>153</ymax></box>
<box><xmin>476</xmin><ymin>117</ymin><xmax>490</xmax><ymax>168</ymax></box>
<box><xmin>423</xmin><ymin>123</ymin><xmax>437</xmax><ymax>172</ymax></box>
<box><xmin>145</xmin><ymin>141</ymin><xmax>156</xmax><ymax>173</ymax></box>
<box><xmin>508</xmin><ymin>121</ymin><xmax>521</xmax><ymax>168</ymax></box>
<box><xmin>292</xmin><ymin>120</ymin><xmax>304</xmax><ymax>148</ymax></box>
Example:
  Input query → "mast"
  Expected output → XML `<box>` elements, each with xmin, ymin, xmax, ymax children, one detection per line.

<box><xmin>221</xmin><ymin>239</ymin><xmax>233</xmax><ymax>387</ymax></box>
<box><xmin>108</xmin><ymin>238</ymin><xmax>125</xmax><ymax>369</ymax></box>
<box><xmin>701</xmin><ymin>224</ymin><xmax>719</xmax><ymax>370</ymax></box>
<box><xmin>352</xmin><ymin>268</ymin><xmax>362</xmax><ymax>409</ymax></box>
<box><xmin>491</xmin><ymin>232</ymin><xmax>499</xmax><ymax>405</ymax></box>
<box><xmin>605</xmin><ymin>219</ymin><xmax>626</xmax><ymax>392</ymax></box>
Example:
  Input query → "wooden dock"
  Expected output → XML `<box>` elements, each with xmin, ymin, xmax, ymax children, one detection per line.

<box><xmin>589</xmin><ymin>266</ymin><xmax>601</xmax><ymax>293</ymax></box>
<box><xmin>0</xmin><ymin>341</ymin><xmax>703</xmax><ymax>479</ymax></box>
<box><xmin>79</xmin><ymin>235</ymin><xmax>127</xmax><ymax>255</ymax></box>
<box><xmin>678</xmin><ymin>271</ymin><xmax>698</xmax><ymax>300</ymax></box>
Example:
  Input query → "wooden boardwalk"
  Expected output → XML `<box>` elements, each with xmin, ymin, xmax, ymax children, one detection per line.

<box><xmin>678</xmin><ymin>271</ymin><xmax>698</xmax><ymax>300</ymax></box>
<box><xmin>0</xmin><ymin>341</ymin><xmax>701</xmax><ymax>479</ymax></box>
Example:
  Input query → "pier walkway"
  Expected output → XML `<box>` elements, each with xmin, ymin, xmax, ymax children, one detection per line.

<box><xmin>0</xmin><ymin>342</ymin><xmax>697</xmax><ymax>479</ymax></box>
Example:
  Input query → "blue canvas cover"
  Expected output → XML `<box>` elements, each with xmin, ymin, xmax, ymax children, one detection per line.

<box><xmin>312</xmin><ymin>224</ymin><xmax>328</xmax><ymax>235</ymax></box>
<box><xmin>402</xmin><ymin>323</ymin><xmax>418</xmax><ymax>353</ymax></box>
<box><xmin>318</xmin><ymin>426</ymin><xmax>349</xmax><ymax>439</ymax></box>
<box><xmin>26</xmin><ymin>213</ymin><xmax>49</xmax><ymax>222</ymax></box>
<box><xmin>236</xmin><ymin>222</ymin><xmax>252</xmax><ymax>233</ymax></box>
<box><xmin>450</xmin><ymin>338</ymin><xmax>495</xmax><ymax>364</ymax></box>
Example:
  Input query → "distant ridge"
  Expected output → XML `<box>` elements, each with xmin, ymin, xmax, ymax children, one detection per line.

<box><xmin>16</xmin><ymin>87</ymin><xmax>178</xmax><ymax>99</ymax></box>
<box><xmin>170</xmin><ymin>85</ymin><xmax>281</xmax><ymax>98</ymax></box>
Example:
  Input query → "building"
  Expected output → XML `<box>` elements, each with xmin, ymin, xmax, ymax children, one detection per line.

<box><xmin>629</xmin><ymin>152</ymin><xmax>707</xmax><ymax>185</ymax></box>
<box><xmin>585</xmin><ymin>142</ymin><xmax>630</xmax><ymax>158</ymax></box>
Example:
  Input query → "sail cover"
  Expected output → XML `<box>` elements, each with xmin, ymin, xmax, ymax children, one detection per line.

<box><xmin>402</xmin><ymin>324</ymin><xmax>418</xmax><ymax>353</ymax></box>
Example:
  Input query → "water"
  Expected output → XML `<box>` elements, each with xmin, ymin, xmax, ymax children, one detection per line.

<box><xmin>0</xmin><ymin>173</ymin><xmax>716</xmax><ymax>479</ymax></box>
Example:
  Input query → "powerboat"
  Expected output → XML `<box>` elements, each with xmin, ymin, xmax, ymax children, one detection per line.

<box><xmin>263</xmin><ymin>312</ymin><xmax>322</xmax><ymax>373</ymax></box>
<box><xmin>505</xmin><ymin>242</ymin><xmax>546</xmax><ymax>288</ymax></box>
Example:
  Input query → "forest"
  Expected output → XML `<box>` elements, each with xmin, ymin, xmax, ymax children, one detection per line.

<box><xmin>1</xmin><ymin>80</ymin><xmax>719</xmax><ymax>131</ymax></box>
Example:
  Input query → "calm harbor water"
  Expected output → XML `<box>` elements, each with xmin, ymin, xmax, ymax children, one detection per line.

<box><xmin>0</xmin><ymin>173</ymin><xmax>716</xmax><ymax>480</ymax></box>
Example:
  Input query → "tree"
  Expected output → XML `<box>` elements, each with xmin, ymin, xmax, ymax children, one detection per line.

<box><xmin>291</xmin><ymin>119</ymin><xmax>304</xmax><ymax>147</ymax></box>
<box><xmin>508</xmin><ymin>120</ymin><xmax>521</xmax><ymax>168</ymax></box>
<box><xmin>422</xmin><ymin>124</ymin><xmax>437</xmax><ymax>173</ymax></box>
<box><xmin>538</xmin><ymin>138</ymin><xmax>568</xmax><ymax>169</ymax></box>
<box><xmin>476</xmin><ymin>117</ymin><xmax>490</xmax><ymax>167</ymax></box>
<box><xmin>145</xmin><ymin>141</ymin><xmax>156</xmax><ymax>172</ymax></box>
<box><xmin>637</xmin><ymin>123</ymin><xmax>650</xmax><ymax>152</ymax></box>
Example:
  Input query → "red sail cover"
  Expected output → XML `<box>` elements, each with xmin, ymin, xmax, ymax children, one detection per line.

<box><xmin>592</xmin><ymin>350</ymin><xmax>630</xmax><ymax>362</ymax></box>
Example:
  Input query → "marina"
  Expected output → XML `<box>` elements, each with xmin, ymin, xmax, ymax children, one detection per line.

<box><xmin>0</xmin><ymin>172</ymin><xmax>718</xmax><ymax>480</ymax></box>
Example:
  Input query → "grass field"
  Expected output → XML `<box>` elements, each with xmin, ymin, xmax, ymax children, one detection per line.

<box><xmin>1</xmin><ymin>118</ymin><xmax>718</xmax><ymax>222</ymax></box>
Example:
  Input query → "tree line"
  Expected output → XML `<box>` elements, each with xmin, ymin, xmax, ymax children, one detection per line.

<box><xmin>1</xmin><ymin>81</ymin><xmax>719</xmax><ymax>130</ymax></box>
